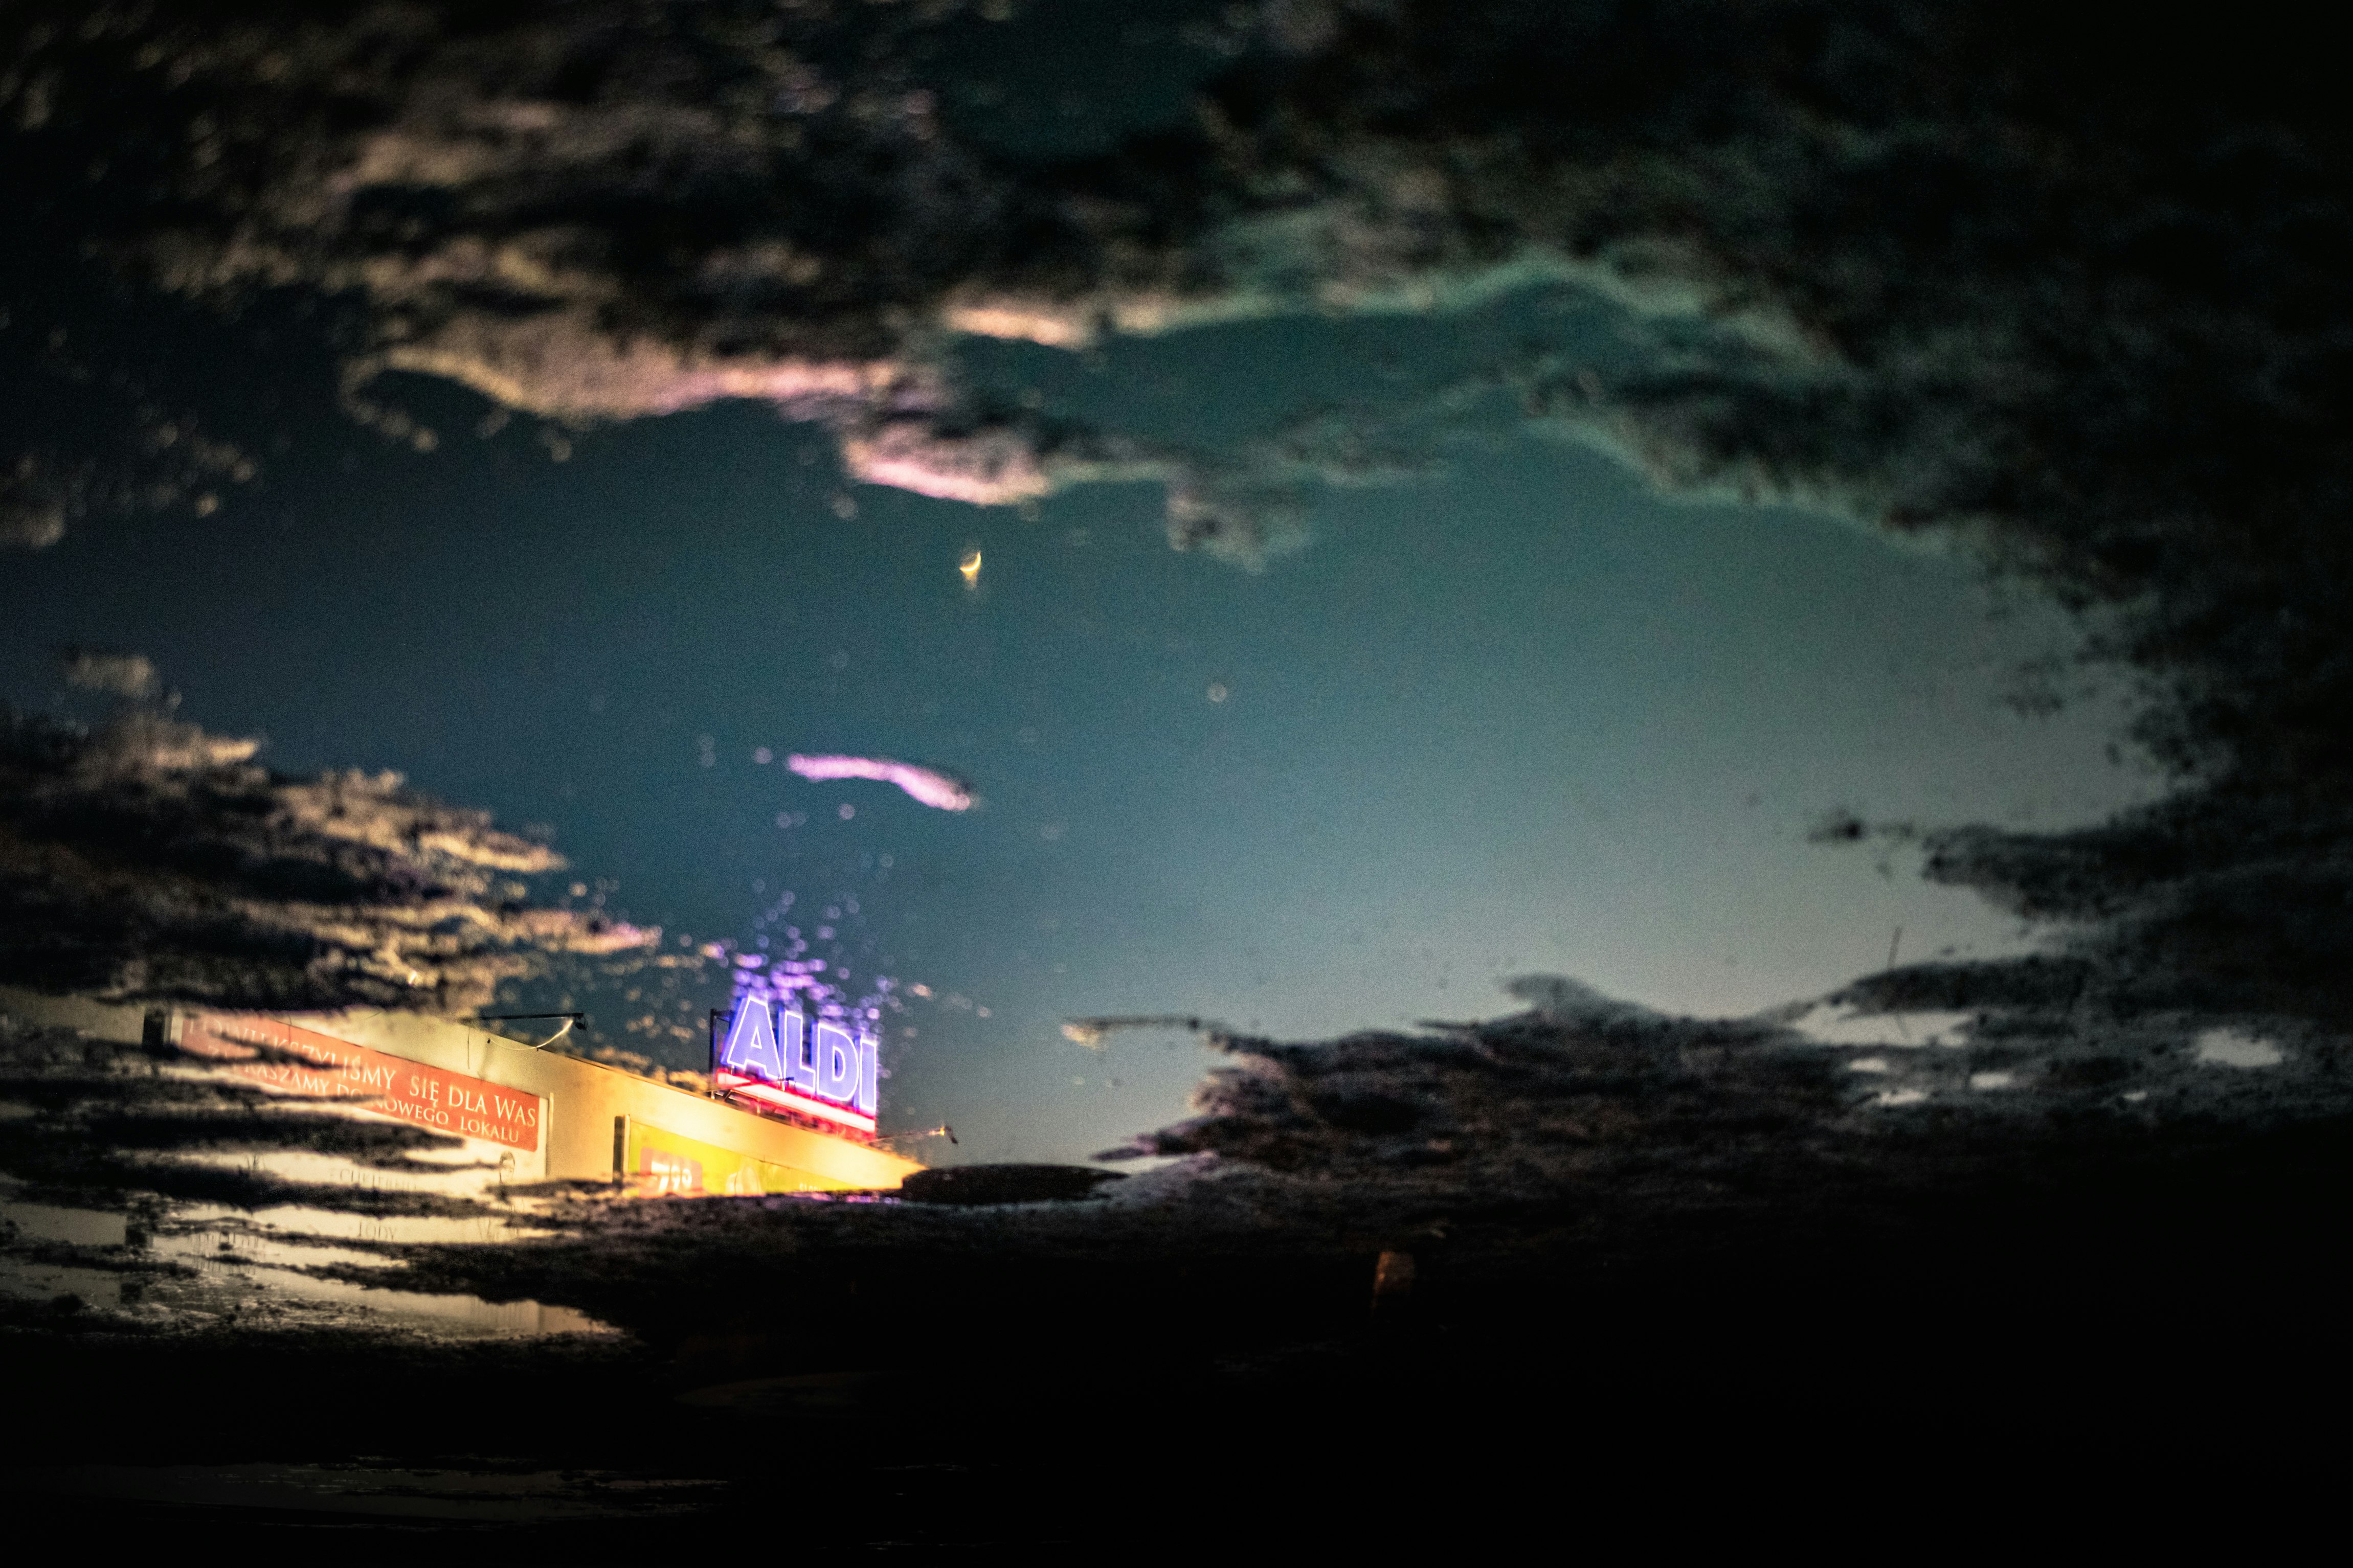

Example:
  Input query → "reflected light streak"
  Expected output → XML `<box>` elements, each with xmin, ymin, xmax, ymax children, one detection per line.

<box><xmin>785</xmin><ymin>754</ymin><xmax>974</xmax><ymax>811</ymax></box>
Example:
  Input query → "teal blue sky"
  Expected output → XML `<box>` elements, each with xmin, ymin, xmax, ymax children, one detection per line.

<box><xmin>0</xmin><ymin>306</ymin><xmax>2161</xmax><ymax>1164</ymax></box>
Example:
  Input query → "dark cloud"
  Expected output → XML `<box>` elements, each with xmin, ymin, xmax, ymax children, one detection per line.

<box><xmin>57</xmin><ymin>649</ymin><xmax>159</xmax><ymax>702</ymax></box>
<box><xmin>1101</xmin><ymin>973</ymin><xmax>2349</xmax><ymax>1237</ymax></box>
<box><xmin>0</xmin><ymin>706</ymin><xmax>652</xmax><ymax>1012</ymax></box>
<box><xmin>0</xmin><ymin>465</ymin><xmax>68</xmax><ymax>549</ymax></box>
<box><xmin>0</xmin><ymin>1</ymin><xmax>1512</xmax><ymax>556</ymax></box>
<box><xmin>0</xmin><ymin>0</ymin><xmax>1190</xmax><ymax>527</ymax></box>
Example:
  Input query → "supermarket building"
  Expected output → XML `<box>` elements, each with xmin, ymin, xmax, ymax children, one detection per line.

<box><xmin>0</xmin><ymin>989</ymin><xmax>921</xmax><ymax>1196</ymax></box>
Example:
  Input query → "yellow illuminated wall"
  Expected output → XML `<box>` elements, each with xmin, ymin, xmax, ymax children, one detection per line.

<box><xmin>0</xmin><ymin>988</ymin><xmax>923</xmax><ymax>1194</ymax></box>
<box><xmin>619</xmin><ymin>1117</ymin><xmax>838</xmax><ymax>1197</ymax></box>
<box><xmin>301</xmin><ymin>1007</ymin><xmax>922</xmax><ymax>1192</ymax></box>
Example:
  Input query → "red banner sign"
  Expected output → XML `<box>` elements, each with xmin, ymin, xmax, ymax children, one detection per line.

<box><xmin>181</xmin><ymin>1013</ymin><xmax>542</xmax><ymax>1153</ymax></box>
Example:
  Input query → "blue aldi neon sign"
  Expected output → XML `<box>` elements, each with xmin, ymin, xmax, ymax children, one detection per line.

<box><xmin>713</xmin><ymin>996</ymin><xmax>879</xmax><ymax>1136</ymax></box>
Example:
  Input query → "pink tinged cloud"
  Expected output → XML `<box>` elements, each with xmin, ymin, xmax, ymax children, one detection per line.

<box><xmin>786</xmin><ymin>754</ymin><xmax>974</xmax><ymax>812</ymax></box>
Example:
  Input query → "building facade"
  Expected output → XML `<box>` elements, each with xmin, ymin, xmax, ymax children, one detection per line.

<box><xmin>2</xmin><ymin>988</ymin><xmax>921</xmax><ymax>1196</ymax></box>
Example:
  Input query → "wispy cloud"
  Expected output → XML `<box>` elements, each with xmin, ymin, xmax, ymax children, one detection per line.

<box><xmin>0</xmin><ymin>704</ymin><xmax>653</xmax><ymax>1011</ymax></box>
<box><xmin>786</xmin><ymin>754</ymin><xmax>974</xmax><ymax>812</ymax></box>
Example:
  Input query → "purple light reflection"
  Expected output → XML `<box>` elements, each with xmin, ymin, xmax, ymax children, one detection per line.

<box><xmin>785</xmin><ymin>754</ymin><xmax>974</xmax><ymax>811</ymax></box>
<box><xmin>729</xmin><ymin>886</ymin><xmax>899</xmax><ymax>1055</ymax></box>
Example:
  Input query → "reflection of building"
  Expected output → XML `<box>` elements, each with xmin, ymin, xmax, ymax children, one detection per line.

<box><xmin>5</xmin><ymin>989</ymin><xmax>919</xmax><ymax>1197</ymax></box>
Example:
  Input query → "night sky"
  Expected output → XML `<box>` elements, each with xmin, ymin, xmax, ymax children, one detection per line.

<box><xmin>0</xmin><ymin>290</ymin><xmax>2153</xmax><ymax>1161</ymax></box>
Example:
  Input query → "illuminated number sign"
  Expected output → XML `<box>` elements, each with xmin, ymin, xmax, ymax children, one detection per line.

<box><xmin>713</xmin><ymin>996</ymin><xmax>879</xmax><ymax>1136</ymax></box>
